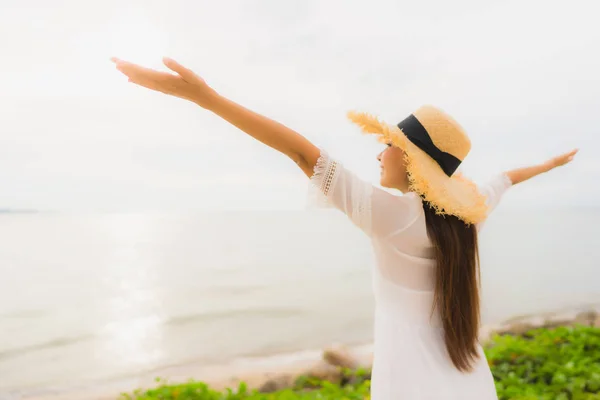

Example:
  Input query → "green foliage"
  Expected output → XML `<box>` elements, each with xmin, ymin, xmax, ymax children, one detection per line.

<box><xmin>119</xmin><ymin>325</ymin><xmax>600</xmax><ymax>400</ymax></box>
<box><xmin>118</xmin><ymin>377</ymin><xmax>370</xmax><ymax>400</ymax></box>
<box><xmin>485</xmin><ymin>325</ymin><xmax>600</xmax><ymax>400</ymax></box>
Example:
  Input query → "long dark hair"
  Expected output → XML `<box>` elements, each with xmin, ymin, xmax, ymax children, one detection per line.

<box><xmin>423</xmin><ymin>200</ymin><xmax>481</xmax><ymax>372</ymax></box>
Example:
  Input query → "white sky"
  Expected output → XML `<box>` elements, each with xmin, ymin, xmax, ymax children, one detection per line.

<box><xmin>0</xmin><ymin>0</ymin><xmax>598</xmax><ymax>211</ymax></box>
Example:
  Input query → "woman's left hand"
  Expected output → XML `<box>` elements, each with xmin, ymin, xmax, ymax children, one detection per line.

<box><xmin>546</xmin><ymin>148</ymin><xmax>579</xmax><ymax>169</ymax></box>
<box><xmin>110</xmin><ymin>57</ymin><xmax>219</xmax><ymax>109</ymax></box>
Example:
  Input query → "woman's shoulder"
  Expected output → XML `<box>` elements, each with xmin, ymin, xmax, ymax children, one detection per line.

<box><xmin>372</xmin><ymin>187</ymin><xmax>422</xmax><ymax>208</ymax></box>
<box><xmin>370</xmin><ymin>189</ymin><xmax>424</xmax><ymax>238</ymax></box>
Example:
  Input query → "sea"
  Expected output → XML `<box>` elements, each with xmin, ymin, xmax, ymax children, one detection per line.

<box><xmin>0</xmin><ymin>208</ymin><xmax>599</xmax><ymax>398</ymax></box>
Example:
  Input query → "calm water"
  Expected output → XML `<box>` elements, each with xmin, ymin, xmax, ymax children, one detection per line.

<box><xmin>0</xmin><ymin>208</ymin><xmax>599</xmax><ymax>396</ymax></box>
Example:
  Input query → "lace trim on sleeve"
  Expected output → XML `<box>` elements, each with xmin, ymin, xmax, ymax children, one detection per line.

<box><xmin>307</xmin><ymin>150</ymin><xmax>340</xmax><ymax>209</ymax></box>
<box><xmin>306</xmin><ymin>149</ymin><xmax>373</xmax><ymax>236</ymax></box>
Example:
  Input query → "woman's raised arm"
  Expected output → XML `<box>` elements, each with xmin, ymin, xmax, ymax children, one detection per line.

<box><xmin>207</xmin><ymin>94</ymin><xmax>321</xmax><ymax>177</ymax></box>
<box><xmin>111</xmin><ymin>57</ymin><xmax>321</xmax><ymax>177</ymax></box>
<box><xmin>505</xmin><ymin>149</ymin><xmax>578</xmax><ymax>185</ymax></box>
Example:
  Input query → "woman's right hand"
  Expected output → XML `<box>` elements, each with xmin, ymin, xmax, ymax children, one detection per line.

<box><xmin>111</xmin><ymin>57</ymin><xmax>219</xmax><ymax>109</ymax></box>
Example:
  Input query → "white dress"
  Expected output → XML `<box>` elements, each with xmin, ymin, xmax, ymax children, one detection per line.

<box><xmin>309</xmin><ymin>150</ymin><xmax>513</xmax><ymax>400</ymax></box>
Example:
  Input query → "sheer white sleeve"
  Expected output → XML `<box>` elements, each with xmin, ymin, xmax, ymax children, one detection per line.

<box><xmin>308</xmin><ymin>150</ymin><xmax>373</xmax><ymax>235</ymax></box>
<box><xmin>477</xmin><ymin>173</ymin><xmax>513</xmax><ymax>231</ymax></box>
<box><xmin>480</xmin><ymin>173</ymin><xmax>513</xmax><ymax>213</ymax></box>
<box><xmin>308</xmin><ymin>149</ymin><xmax>420</xmax><ymax>238</ymax></box>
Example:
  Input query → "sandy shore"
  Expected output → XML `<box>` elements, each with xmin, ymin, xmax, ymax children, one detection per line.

<box><xmin>16</xmin><ymin>305</ymin><xmax>600</xmax><ymax>400</ymax></box>
<box><xmin>17</xmin><ymin>344</ymin><xmax>373</xmax><ymax>400</ymax></box>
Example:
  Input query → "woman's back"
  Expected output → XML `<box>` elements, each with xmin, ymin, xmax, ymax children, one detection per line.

<box><xmin>369</xmin><ymin>198</ymin><xmax>495</xmax><ymax>399</ymax></box>
<box><xmin>309</xmin><ymin>150</ymin><xmax>512</xmax><ymax>399</ymax></box>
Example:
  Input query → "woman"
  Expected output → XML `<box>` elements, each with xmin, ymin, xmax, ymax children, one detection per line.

<box><xmin>111</xmin><ymin>57</ymin><xmax>577</xmax><ymax>399</ymax></box>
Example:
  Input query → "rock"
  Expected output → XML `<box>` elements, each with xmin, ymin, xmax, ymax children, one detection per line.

<box><xmin>543</xmin><ymin>316</ymin><xmax>575</xmax><ymax>329</ymax></box>
<box><xmin>573</xmin><ymin>310</ymin><xmax>598</xmax><ymax>326</ymax></box>
<box><xmin>302</xmin><ymin>361</ymin><xmax>343</xmax><ymax>384</ymax></box>
<box><xmin>258</xmin><ymin>374</ymin><xmax>294</xmax><ymax>393</ymax></box>
<box><xmin>322</xmin><ymin>346</ymin><xmax>359</xmax><ymax>369</ymax></box>
<box><xmin>495</xmin><ymin>321</ymin><xmax>536</xmax><ymax>336</ymax></box>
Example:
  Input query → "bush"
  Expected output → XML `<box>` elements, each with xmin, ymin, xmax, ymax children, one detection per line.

<box><xmin>118</xmin><ymin>377</ymin><xmax>370</xmax><ymax>400</ymax></box>
<box><xmin>119</xmin><ymin>325</ymin><xmax>600</xmax><ymax>400</ymax></box>
<box><xmin>485</xmin><ymin>325</ymin><xmax>600</xmax><ymax>400</ymax></box>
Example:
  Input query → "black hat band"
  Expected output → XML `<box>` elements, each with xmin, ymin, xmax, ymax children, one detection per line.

<box><xmin>397</xmin><ymin>114</ymin><xmax>462</xmax><ymax>177</ymax></box>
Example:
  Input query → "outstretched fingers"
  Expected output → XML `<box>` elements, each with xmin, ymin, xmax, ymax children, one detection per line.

<box><xmin>561</xmin><ymin>148</ymin><xmax>579</xmax><ymax>164</ymax></box>
<box><xmin>553</xmin><ymin>148</ymin><xmax>579</xmax><ymax>167</ymax></box>
<box><xmin>110</xmin><ymin>57</ymin><xmax>201</xmax><ymax>100</ymax></box>
<box><xmin>163</xmin><ymin>57</ymin><xmax>195</xmax><ymax>81</ymax></box>
<box><xmin>567</xmin><ymin>148</ymin><xmax>579</xmax><ymax>161</ymax></box>
<box><xmin>111</xmin><ymin>58</ymin><xmax>168</xmax><ymax>82</ymax></box>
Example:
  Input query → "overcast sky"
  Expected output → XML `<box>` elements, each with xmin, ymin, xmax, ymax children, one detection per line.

<box><xmin>1</xmin><ymin>0</ymin><xmax>598</xmax><ymax>211</ymax></box>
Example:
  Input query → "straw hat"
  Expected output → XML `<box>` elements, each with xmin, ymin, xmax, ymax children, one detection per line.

<box><xmin>347</xmin><ymin>105</ymin><xmax>488</xmax><ymax>225</ymax></box>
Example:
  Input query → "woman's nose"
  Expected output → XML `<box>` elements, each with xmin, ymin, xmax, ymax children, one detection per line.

<box><xmin>377</xmin><ymin>151</ymin><xmax>382</xmax><ymax>162</ymax></box>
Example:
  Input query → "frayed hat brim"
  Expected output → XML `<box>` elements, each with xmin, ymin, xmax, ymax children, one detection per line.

<box><xmin>347</xmin><ymin>111</ymin><xmax>489</xmax><ymax>225</ymax></box>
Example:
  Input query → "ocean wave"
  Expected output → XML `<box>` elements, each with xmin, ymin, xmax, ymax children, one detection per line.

<box><xmin>0</xmin><ymin>334</ymin><xmax>94</xmax><ymax>362</ymax></box>
<box><xmin>200</xmin><ymin>283</ymin><xmax>270</xmax><ymax>295</ymax></box>
<box><xmin>164</xmin><ymin>307</ymin><xmax>306</xmax><ymax>327</ymax></box>
<box><xmin>0</xmin><ymin>307</ymin><xmax>306</xmax><ymax>362</ymax></box>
